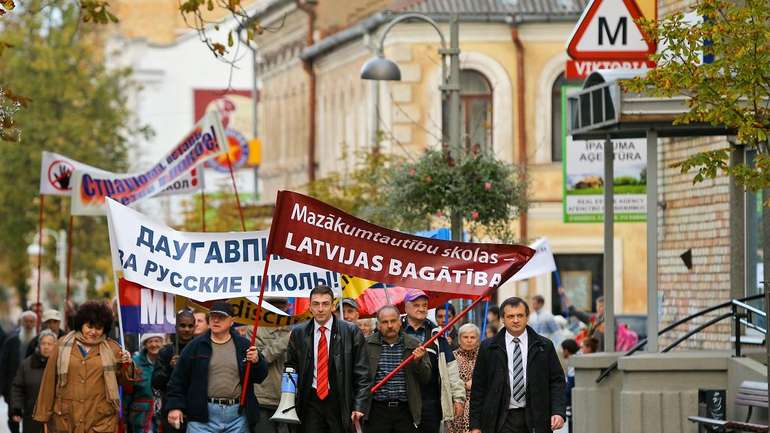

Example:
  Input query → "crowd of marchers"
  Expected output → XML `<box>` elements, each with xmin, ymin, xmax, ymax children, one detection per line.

<box><xmin>0</xmin><ymin>285</ymin><xmax>609</xmax><ymax>433</ymax></box>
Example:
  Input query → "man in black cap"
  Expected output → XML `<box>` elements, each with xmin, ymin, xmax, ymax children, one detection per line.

<box><xmin>341</xmin><ymin>298</ymin><xmax>360</xmax><ymax>322</ymax></box>
<box><xmin>167</xmin><ymin>301</ymin><xmax>268</xmax><ymax>433</ymax></box>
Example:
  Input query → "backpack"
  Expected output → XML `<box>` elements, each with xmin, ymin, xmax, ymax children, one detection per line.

<box><xmin>615</xmin><ymin>323</ymin><xmax>639</xmax><ymax>352</ymax></box>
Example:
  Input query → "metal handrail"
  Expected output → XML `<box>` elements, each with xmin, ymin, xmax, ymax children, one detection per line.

<box><xmin>595</xmin><ymin>293</ymin><xmax>766</xmax><ymax>383</ymax></box>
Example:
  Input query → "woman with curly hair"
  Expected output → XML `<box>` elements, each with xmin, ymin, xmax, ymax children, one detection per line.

<box><xmin>33</xmin><ymin>301</ymin><xmax>135</xmax><ymax>433</ymax></box>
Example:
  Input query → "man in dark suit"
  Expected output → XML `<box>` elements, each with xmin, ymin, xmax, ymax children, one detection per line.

<box><xmin>286</xmin><ymin>285</ymin><xmax>370</xmax><ymax>433</ymax></box>
<box><xmin>469</xmin><ymin>297</ymin><xmax>566</xmax><ymax>433</ymax></box>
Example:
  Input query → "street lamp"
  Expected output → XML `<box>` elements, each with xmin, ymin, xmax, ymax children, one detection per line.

<box><xmin>27</xmin><ymin>228</ymin><xmax>67</xmax><ymax>285</ymax></box>
<box><xmin>361</xmin><ymin>13</ymin><xmax>464</xmax><ymax>242</ymax></box>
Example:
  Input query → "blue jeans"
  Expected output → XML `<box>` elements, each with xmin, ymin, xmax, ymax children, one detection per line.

<box><xmin>188</xmin><ymin>403</ymin><xmax>248</xmax><ymax>433</ymax></box>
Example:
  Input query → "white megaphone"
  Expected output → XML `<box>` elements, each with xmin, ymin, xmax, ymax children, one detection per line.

<box><xmin>271</xmin><ymin>367</ymin><xmax>301</xmax><ymax>424</ymax></box>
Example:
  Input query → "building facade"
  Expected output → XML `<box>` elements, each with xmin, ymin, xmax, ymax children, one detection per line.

<box><xmin>254</xmin><ymin>0</ymin><xmax>651</xmax><ymax>318</ymax></box>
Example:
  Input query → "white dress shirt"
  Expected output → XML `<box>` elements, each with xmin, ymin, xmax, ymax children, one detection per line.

<box><xmin>312</xmin><ymin>317</ymin><xmax>333</xmax><ymax>390</ymax></box>
<box><xmin>505</xmin><ymin>330</ymin><xmax>528</xmax><ymax>408</ymax></box>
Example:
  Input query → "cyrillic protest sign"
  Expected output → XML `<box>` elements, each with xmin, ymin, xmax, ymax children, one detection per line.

<box><xmin>40</xmin><ymin>151</ymin><xmax>204</xmax><ymax>198</ymax></box>
<box><xmin>71</xmin><ymin>111</ymin><xmax>225</xmax><ymax>215</ymax></box>
<box><xmin>268</xmin><ymin>191</ymin><xmax>535</xmax><ymax>296</ymax></box>
<box><xmin>119</xmin><ymin>279</ymin><xmax>176</xmax><ymax>334</ymax></box>
<box><xmin>106</xmin><ymin>198</ymin><xmax>341</xmax><ymax>302</ymax></box>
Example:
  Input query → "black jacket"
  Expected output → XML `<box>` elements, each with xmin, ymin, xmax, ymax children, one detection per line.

<box><xmin>165</xmin><ymin>329</ymin><xmax>268</xmax><ymax>432</ymax></box>
<box><xmin>469</xmin><ymin>327</ymin><xmax>566</xmax><ymax>433</ymax></box>
<box><xmin>364</xmin><ymin>331</ymin><xmax>431</xmax><ymax>426</ymax></box>
<box><xmin>152</xmin><ymin>339</ymin><xmax>190</xmax><ymax>395</ymax></box>
<box><xmin>285</xmin><ymin>316</ymin><xmax>369</xmax><ymax>431</ymax></box>
<box><xmin>152</xmin><ymin>340</ymin><xmax>190</xmax><ymax>432</ymax></box>
<box><xmin>11</xmin><ymin>352</ymin><xmax>47</xmax><ymax>433</ymax></box>
<box><xmin>0</xmin><ymin>332</ymin><xmax>23</xmax><ymax>400</ymax></box>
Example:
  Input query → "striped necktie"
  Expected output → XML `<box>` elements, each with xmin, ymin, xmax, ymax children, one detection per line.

<box><xmin>511</xmin><ymin>337</ymin><xmax>526</xmax><ymax>403</ymax></box>
<box><xmin>317</xmin><ymin>326</ymin><xmax>329</xmax><ymax>400</ymax></box>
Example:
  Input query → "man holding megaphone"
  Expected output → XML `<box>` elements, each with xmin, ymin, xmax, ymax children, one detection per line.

<box><xmin>285</xmin><ymin>285</ymin><xmax>370</xmax><ymax>433</ymax></box>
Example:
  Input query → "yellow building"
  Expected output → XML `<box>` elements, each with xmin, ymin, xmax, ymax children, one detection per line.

<box><xmin>108</xmin><ymin>0</ymin><xmax>650</xmax><ymax>317</ymax></box>
<box><xmin>253</xmin><ymin>0</ymin><xmax>649</xmax><ymax>316</ymax></box>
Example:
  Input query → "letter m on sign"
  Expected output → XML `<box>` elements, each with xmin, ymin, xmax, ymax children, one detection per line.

<box><xmin>566</xmin><ymin>0</ymin><xmax>655</xmax><ymax>61</ymax></box>
<box><xmin>598</xmin><ymin>16</ymin><xmax>626</xmax><ymax>45</ymax></box>
<box><xmin>141</xmin><ymin>288</ymin><xmax>174</xmax><ymax>325</ymax></box>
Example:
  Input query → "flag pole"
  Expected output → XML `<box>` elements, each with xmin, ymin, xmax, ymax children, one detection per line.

<box><xmin>36</xmin><ymin>194</ymin><xmax>44</xmax><ymax>331</ymax></box>
<box><xmin>239</xmin><ymin>253</ymin><xmax>272</xmax><ymax>406</ymax></box>
<box><xmin>65</xmin><ymin>215</ymin><xmax>74</xmax><ymax>326</ymax></box>
<box><xmin>481</xmin><ymin>299</ymin><xmax>490</xmax><ymax>338</ymax></box>
<box><xmin>239</xmin><ymin>191</ymin><xmax>285</xmax><ymax>407</ymax></box>
<box><xmin>372</xmin><ymin>286</ymin><xmax>497</xmax><ymax>393</ymax></box>
<box><xmin>227</xmin><ymin>159</ymin><xmax>246</xmax><ymax>231</ymax></box>
<box><xmin>201</xmin><ymin>189</ymin><xmax>207</xmax><ymax>232</ymax></box>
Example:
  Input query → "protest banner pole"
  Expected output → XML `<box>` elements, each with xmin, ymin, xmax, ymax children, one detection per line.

<box><xmin>239</xmin><ymin>253</ymin><xmax>273</xmax><ymax>407</ymax></box>
<box><xmin>65</xmin><ymin>215</ymin><xmax>74</xmax><ymax>326</ymax></box>
<box><xmin>239</xmin><ymin>191</ymin><xmax>285</xmax><ymax>407</ymax></box>
<box><xmin>201</xmin><ymin>189</ymin><xmax>207</xmax><ymax>232</ymax></box>
<box><xmin>481</xmin><ymin>299</ymin><xmax>489</xmax><ymax>338</ymax></box>
<box><xmin>227</xmin><ymin>159</ymin><xmax>246</xmax><ymax>231</ymax></box>
<box><xmin>114</xmin><ymin>274</ymin><xmax>126</xmax><ymax>347</ymax></box>
<box><xmin>372</xmin><ymin>288</ymin><xmax>494</xmax><ymax>393</ymax></box>
<box><xmin>36</xmin><ymin>194</ymin><xmax>44</xmax><ymax>331</ymax></box>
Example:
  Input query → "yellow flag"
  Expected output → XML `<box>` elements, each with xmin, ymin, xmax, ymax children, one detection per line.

<box><xmin>339</xmin><ymin>274</ymin><xmax>378</xmax><ymax>299</ymax></box>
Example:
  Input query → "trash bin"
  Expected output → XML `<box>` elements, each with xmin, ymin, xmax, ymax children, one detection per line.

<box><xmin>698</xmin><ymin>389</ymin><xmax>726</xmax><ymax>433</ymax></box>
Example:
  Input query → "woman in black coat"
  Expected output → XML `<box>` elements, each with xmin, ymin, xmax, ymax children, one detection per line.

<box><xmin>11</xmin><ymin>329</ymin><xmax>57</xmax><ymax>433</ymax></box>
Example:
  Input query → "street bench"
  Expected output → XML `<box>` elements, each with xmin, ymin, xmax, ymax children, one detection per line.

<box><xmin>688</xmin><ymin>381</ymin><xmax>768</xmax><ymax>432</ymax></box>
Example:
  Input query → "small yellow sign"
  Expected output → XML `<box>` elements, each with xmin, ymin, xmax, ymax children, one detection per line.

<box><xmin>247</xmin><ymin>138</ymin><xmax>261</xmax><ymax>167</ymax></box>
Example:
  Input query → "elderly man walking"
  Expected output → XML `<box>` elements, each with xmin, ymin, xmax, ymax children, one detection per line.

<box><xmin>0</xmin><ymin>310</ymin><xmax>37</xmax><ymax>433</ymax></box>
<box><xmin>166</xmin><ymin>302</ymin><xmax>268</xmax><ymax>433</ymax></box>
<box><xmin>364</xmin><ymin>305</ymin><xmax>430</xmax><ymax>433</ymax></box>
<box><xmin>401</xmin><ymin>290</ymin><xmax>465</xmax><ymax>433</ymax></box>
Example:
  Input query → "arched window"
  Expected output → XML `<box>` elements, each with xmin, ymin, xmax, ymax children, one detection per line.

<box><xmin>461</xmin><ymin>70</ymin><xmax>493</xmax><ymax>154</ymax></box>
<box><xmin>443</xmin><ymin>69</ymin><xmax>493</xmax><ymax>154</ymax></box>
<box><xmin>551</xmin><ymin>72</ymin><xmax>581</xmax><ymax>162</ymax></box>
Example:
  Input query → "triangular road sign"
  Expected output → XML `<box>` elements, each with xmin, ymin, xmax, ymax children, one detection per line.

<box><xmin>567</xmin><ymin>0</ymin><xmax>655</xmax><ymax>61</ymax></box>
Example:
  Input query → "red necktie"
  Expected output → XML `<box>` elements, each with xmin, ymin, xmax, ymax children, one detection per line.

<box><xmin>317</xmin><ymin>326</ymin><xmax>329</xmax><ymax>400</ymax></box>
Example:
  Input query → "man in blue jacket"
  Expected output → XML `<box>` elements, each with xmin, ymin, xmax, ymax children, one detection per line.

<box><xmin>166</xmin><ymin>301</ymin><xmax>268</xmax><ymax>433</ymax></box>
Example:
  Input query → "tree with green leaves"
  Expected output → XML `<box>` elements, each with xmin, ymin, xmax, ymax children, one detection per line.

<box><xmin>305</xmin><ymin>145</ymin><xmax>528</xmax><ymax>243</ymax></box>
<box><xmin>626</xmin><ymin>0</ymin><xmax>770</xmax><ymax>190</ymax></box>
<box><xmin>0</xmin><ymin>0</ymin><xmax>147</xmax><ymax>305</ymax></box>
<box><xmin>387</xmin><ymin>150</ymin><xmax>528</xmax><ymax>243</ymax></box>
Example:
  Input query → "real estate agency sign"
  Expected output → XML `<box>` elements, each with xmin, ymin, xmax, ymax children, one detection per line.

<box><xmin>565</xmin><ymin>0</ymin><xmax>657</xmax><ymax>79</ymax></box>
<box><xmin>560</xmin><ymin>86</ymin><xmax>647</xmax><ymax>223</ymax></box>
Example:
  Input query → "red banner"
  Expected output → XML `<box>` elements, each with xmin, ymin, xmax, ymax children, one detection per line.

<box><xmin>268</xmin><ymin>191</ymin><xmax>535</xmax><ymax>296</ymax></box>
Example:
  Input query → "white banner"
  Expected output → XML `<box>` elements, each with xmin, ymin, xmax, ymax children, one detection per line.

<box><xmin>106</xmin><ymin>198</ymin><xmax>341</xmax><ymax>302</ymax></box>
<box><xmin>71</xmin><ymin>111</ymin><xmax>224</xmax><ymax>215</ymax></box>
<box><xmin>40</xmin><ymin>151</ymin><xmax>204</xmax><ymax>198</ymax></box>
<box><xmin>511</xmin><ymin>237</ymin><xmax>557</xmax><ymax>281</ymax></box>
